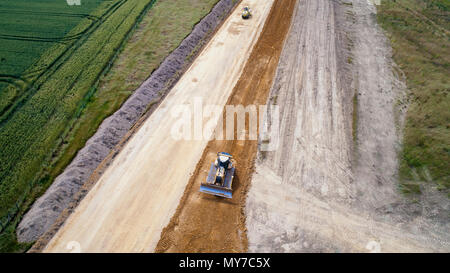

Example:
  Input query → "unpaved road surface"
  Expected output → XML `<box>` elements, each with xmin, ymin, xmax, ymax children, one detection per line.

<box><xmin>42</xmin><ymin>0</ymin><xmax>274</xmax><ymax>253</ymax></box>
<box><xmin>155</xmin><ymin>0</ymin><xmax>296</xmax><ymax>253</ymax></box>
<box><xmin>245</xmin><ymin>0</ymin><xmax>449</xmax><ymax>252</ymax></box>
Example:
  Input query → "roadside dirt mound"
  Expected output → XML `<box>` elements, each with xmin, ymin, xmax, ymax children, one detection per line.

<box><xmin>155</xmin><ymin>0</ymin><xmax>296</xmax><ymax>253</ymax></box>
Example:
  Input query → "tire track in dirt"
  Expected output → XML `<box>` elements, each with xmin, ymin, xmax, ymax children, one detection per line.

<box><xmin>245</xmin><ymin>0</ymin><xmax>449</xmax><ymax>252</ymax></box>
<box><xmin>155</xmin><ymin>0</ymin><xmax>297</xmax><ymax>253</ymax></box>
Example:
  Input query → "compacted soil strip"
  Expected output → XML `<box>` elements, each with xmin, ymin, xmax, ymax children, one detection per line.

<box><xmin>155</xmin><ymin>0</ymin><xmax>297</xmax><ymax>253</ymax></box>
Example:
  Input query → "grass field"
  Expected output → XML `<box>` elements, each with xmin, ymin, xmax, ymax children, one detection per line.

<box><xmin>0</xmin><ymin>0</ymin><xmax>158</xmax><ymax>219</ymax></box>
<box><xmin>377</xmin><ymin>0</ymin><xmax>449</xmax><ymax>196</ymax></box>
<box><xmin>0</xmin><ymin>0</ymin><xmax>105</xmax><ymax>111</ymax></box>
<box><xmin>0</xmin><ymin>0</ymin><xmax>220</xmax><ymax>252</ymax></box>
<box><xmin>0</xmin><ymin>0</ymin><xmax>103</xmax><ymax>74</ymax></box>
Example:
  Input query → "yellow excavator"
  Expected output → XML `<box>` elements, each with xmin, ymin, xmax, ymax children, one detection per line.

<box><xmin>242</xmin><ymin>6</ymin><xmax>252</xmax><ymax>19</ymax></box>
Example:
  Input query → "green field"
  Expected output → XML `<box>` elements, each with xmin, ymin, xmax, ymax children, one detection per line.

<box><xmin>0</xmin><ymin>0</ymin><xmax>158</xmax><ymax>218</ymax></box>
<box><xmin>0</xmin><ymin>0</ymin><xmax>220</xmax><ymax>252</ymax></box>
<box><xmin>377</xmin><ymin>0</ymin><xmax>450</xmax><ymax>196</ymax></box>
<box><xmin>0</xmin><ymin>0</ymin><xmax>106</xmax><ymax>107</ymax></box>
<box><xmin>0</xmin><ymin>0</ymin><xmax>104</xmax><ymax>75</ymax></box>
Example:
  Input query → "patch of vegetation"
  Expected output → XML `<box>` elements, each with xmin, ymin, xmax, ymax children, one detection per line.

<box><xmin>0</xmin><ymin>0</ymin><xmax>158</xmax><ymax>221</ymax></box>
<box><xmin>377</xmin><ymin>0</ymin><xmax>450</xmax><ymax>195</ymax></box>
<box><xmin>400</xmin><ymin>182</ymin><xmax>422</xmax><ymax>195</ymax></box>
<box><xmin>0</xmin><ymin>0</ymin><xmax>104</xmax><ymax>75</ymax></box>
<box><xmin>0</xmin><ymin>0</ymin><xmax>220</xmax><ymax>252</ymax></box>
<box><xmin>0</xmin><ymin>0</ymin><xmax>106</xmax><ymax>114</ymax></box>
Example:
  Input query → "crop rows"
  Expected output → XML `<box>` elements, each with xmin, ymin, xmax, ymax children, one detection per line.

<box><xmin>0</xmin><ymin>0</ymin><xmax>157</xmax><ymax>217</ymax></box>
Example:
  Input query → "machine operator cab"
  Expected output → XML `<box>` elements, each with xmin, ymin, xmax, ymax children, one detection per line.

<box><xmin>214</xmin><ymin>153</ymin><xmax>233</xmax><ymax>185</ymax></box>
<box><xmin>215</xmin><ymin>154</ymin><xmax>233</xmax><ymax>170</ymax></box>
<box><xmin>200</xmin><ymin>152</ymin><xmax>235</xmax><ymax>198</ymax></box>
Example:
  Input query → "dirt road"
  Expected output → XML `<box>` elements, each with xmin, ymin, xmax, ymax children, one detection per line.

<box><xmin>42</xmin><ymin>0</ymin><xmax>275</xmax><ymax>253</ymax></box>
<box><xmin>245</xmin><ymin>0</ymin><xmax>449</xmax><ymax>252</ymax></box>
<box><xmin>155</xmin><ymin>0</ymin><xmax>297</xmax><ymax>253</ymax></box>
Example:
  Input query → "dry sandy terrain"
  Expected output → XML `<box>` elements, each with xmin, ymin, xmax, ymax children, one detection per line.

<box><xmin>156</xmin><ymin>0</ymin><xmax>296</xmax><ymax>252</ymax></box>
<box><xmin>245</xmin><ymin>0</ymin><xmax>449</xmax><ymax>252</ymax></box>
<box><xmin>42</xmin><ymin>0</ymin><xmax>274</xmax><ymax>253</ymax></box>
